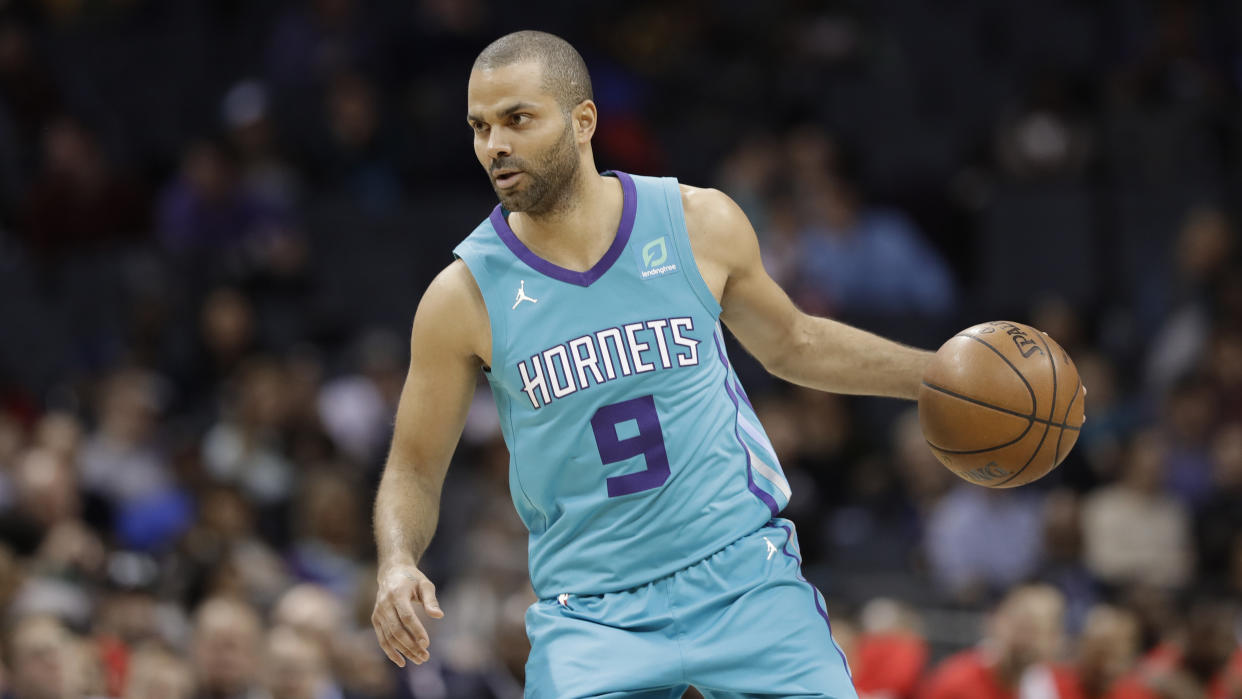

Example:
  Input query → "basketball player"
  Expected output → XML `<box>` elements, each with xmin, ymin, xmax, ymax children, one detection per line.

<box><xmin>372</xmin><ymin>30</ymin><xmax>933</xmax><ymax>698</ymax></box>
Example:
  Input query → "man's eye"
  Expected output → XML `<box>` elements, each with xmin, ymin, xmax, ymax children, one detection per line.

<box><xmin>512</xmin><ymin>114</ymin><xmax>529</xmax><ymax>125</ymax></box>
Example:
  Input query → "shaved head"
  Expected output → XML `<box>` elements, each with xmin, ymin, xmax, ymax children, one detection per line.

<box><xmin>473</xmin><ymin>30</ymin><xmax>593</xmax><ymax>112</ymax></box>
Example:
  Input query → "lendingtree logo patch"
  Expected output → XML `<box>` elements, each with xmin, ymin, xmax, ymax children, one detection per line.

<box><xmin>642</xmin><ymin>238</ymin><xmax>668</xmax><ymax>268</ymax></box>
<box><xmin>639</xmin><ymin>237</ymin><xmax>677</xmax><ymax>279</ymax></box>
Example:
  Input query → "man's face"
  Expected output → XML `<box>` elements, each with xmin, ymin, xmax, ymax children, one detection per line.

<box><xmin>467</xmin><ymin>60</ymin><xmax>580</xmax><ymax>215</ymax></box>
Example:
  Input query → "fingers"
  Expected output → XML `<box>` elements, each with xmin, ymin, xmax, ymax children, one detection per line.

<box><xmin>417</xmin><ymin>579</ymin><xmax>444</xmax><ymax>619</ymax></box>
<box><xmin>375</xmin><ymin>615</ymin><xmax>430</xmax><ymax>666</ymax></box>
<box><xmin>373</xmin><ymin>623</ymin><xmax>405</xmax><ymax>667</ymax></box>
<box><xmin>394</xmin><ymin>595</ymin><xmax>432</xmax><ymax>650</ymax></box>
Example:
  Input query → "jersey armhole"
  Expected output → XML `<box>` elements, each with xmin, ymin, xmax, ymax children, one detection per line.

<box><xmin>661</xmin><ymin>179</ymin><xmax>724</xmax><ymax>319</ymax></box>
<box><xmin>450</xmin><ymin>246</ymin><xmax>502</xmax><ymax>374</ymax></box>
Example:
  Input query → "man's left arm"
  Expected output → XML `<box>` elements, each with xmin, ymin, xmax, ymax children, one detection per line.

<box><xmin>683</xmin><ymin>187</ymin><xmax>933</xmax><ymax>400</ymax></box>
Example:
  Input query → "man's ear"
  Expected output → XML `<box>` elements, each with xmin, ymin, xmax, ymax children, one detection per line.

<box><xmin>572</xmin><ymin>100</ymin><xmax>597</xmax><ymax>143</ymax></box>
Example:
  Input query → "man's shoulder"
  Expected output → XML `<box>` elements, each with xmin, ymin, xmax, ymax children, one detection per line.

<box><xmin>677</xmin><ymin>184</ymin><xmax>751</xmax><ymax>244</ymax></box>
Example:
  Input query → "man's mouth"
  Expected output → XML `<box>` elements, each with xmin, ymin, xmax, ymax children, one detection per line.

<box><xmin>493</xmin><ymin>169</ymin><xmax>524</xmax><ymax>189</ymax></box>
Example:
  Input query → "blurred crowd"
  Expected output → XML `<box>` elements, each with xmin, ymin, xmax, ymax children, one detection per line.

<box><xmin>1</xmin><ymin>0</ymin><xmax>1242</xmax><ymax>697</ymax></box>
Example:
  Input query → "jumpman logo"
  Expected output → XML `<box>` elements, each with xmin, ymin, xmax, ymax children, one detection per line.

<box><xmin>512</xmin><ymin>280</ymin><xmax>538</xmax><ymax>309</ymax></box>
<box><xmin>764</xmin><ymin>537</ymin><xmax>778</xmax><ymax>560</ymax></box>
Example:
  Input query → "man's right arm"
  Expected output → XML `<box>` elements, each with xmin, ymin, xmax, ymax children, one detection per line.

<box><xmin>371</xmin><ymin>259</ymin><xmax>489</xmax><ymax>667</ymax></box>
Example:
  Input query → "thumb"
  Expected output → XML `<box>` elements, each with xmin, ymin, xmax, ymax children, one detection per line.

<box><xmin>418</xmin><ymin>580</ymin><xmax>443</xmax><ymax>618</ymax></box>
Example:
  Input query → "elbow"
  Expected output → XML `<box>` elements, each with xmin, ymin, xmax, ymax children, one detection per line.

<box><xmin>760</xmin><ymin>321</ymin><xmax>812</xmax><ymax>382</ymax></box>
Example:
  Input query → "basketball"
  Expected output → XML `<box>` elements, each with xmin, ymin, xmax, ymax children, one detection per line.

<box><xmin>918</xmin><ymin>320</ymin><xmax>1085</xmax><ymax>488</ymax></box>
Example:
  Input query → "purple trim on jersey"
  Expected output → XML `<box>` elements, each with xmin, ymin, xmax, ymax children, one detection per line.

<box><xmin>713</xmin><ymin>333</ymin><xmax>779</xmax><ymax>516</ymax></box>
<box><xmin>775</xmin><ymin>522</ymin><xmax>853</xmax><ymax>678</ymax></box>
<box><xmin>488</xmin><ymin>171</ymin><xmax>638</xmax><ymax>288</ymax></box>
<box><xmin>733</xmin><ymin>377</ymin><xmax>754</xmax><ymax>410</ymax></box>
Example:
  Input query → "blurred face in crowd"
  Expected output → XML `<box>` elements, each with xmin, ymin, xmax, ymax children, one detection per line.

<box><xmin>467</xmin><ymin>60</ymin><xmax>584</xmax><ymax>216</ymax></box>
<box><xmin>1077</xmin><ymin>606</ymin><xmax>1139</xmax><ymax>689</ymax></box>
<box><xmin>201</xmin><ymin>288</ymin><xmax>254</xmax><ymax>361</ymax></box>
<box><xmin>1123</xmin><ymin>431</ymin><xmax>1167</xmax><ymax>495</ymax></box>
<box><xmin>192</xmin><ymin>598</ymin><xmax>262</xmax><ymax>695</ymax></box>
<box><xmin>990</xmin><ymin>585</ymin><xmax>1066</xmax><ymax>672</ymax></box>
<box><xmin>265</xmin><ymin>626</ymin><xmax>330</xmax><ymax>699</ymax></box>
<box><xmin>7</xmin><ymin>616</ymin><xmax>70</xmax><ymax>699</ymax></box>
<box><xmin>1213</xmin><ymin>423</ymin><xmax>1242</xmax><ymax>490</ymax></box>
<box><xmin>98</xmin><ymin>370</ymin><xmax>158</xmax><ymax>446</ymax></box>
<box><xmin>1176</xmin><ymin>207</ymin><xmax>1232</xmax><ymax>281</ymax></box>
<box><xmin>1182</xmin><ymin>604</ymin><xmax>1238</xmax><ymax>683</ymax></box>
<box><xmin>272</xmin><ymin>583</ymin><xmax>343</xmax><ymax>651</ymax></box>
<box><xmin>15</xmin><ymin>447</ymin><xmax>79</xmax><ymax>528</ymax></box>
<box><xmin>124</xmin><ymin>648</ymin><xmax>195</xmax><ymax>699</ymax></box>
<box><xmin>328</xmin><ymin>74</ymin><xmax>378</xmax><ymax>149</ymax></box>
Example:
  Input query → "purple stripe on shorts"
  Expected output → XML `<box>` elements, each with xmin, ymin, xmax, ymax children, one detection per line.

<box><xmin>776</xmin><ymin>522</ymin><xmax>852</xmax><ymax>678</ymax></box>
<box><xmin>489</xmin><ymin>171</ymin><xmax>637</xmax><ymax>288</ymax></box>
<box><xmin>713</xmin><ymin>332</ymin><xmax>779</xmax><ymax>516</ymax></box>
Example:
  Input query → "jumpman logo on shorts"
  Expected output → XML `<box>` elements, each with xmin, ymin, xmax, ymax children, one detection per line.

<box><xmin>764</xmin><ymin>537</ymin><xmax>778</xmax><ymax>560</ymax></box>
<box><xmin>513</xmin><ymin>280</ymin><xmax>538</xmax><ymax>309</ymax></box>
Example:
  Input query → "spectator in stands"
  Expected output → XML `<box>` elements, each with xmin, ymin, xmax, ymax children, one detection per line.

<box><xmin>124</xmin><ymin>645</ymin><xmax>196</xmax><ymax>699</ymax></box>
<box><xmin>0</xmin><ymin>447</ymin><xmax>103</xmax><ymax>590</ymax></box>
<box><xmin>1040</xmin><ymin>489</ymin><xmax>1098</xmax><ymax>629</ymax></box>
<box><xmin>177</xmin><ymin>485</ymin><xmax>289</xmax><ymax>611</ymax></box>
<box><xmin>264</xmin><ymin>625</ymin><xmax>341</xmax><ymax>699</ymax></box>
<box><xmin>201</xmin><ymin>356</ymin><xmax>296</xmax><ymax>521</ymax></box>
<box><xmin>1075</xmin><ymin>351</ymin><xmax>1140</xmax><ymax>485</ymax></box>
<box><xmin>271</xmin><ymin>583</ymin><xmax>354</xmax><ymax>685</ymax></box>
<box><xmin>79</xmin><ymin>369</ymin><xmax>174</xmax><ymax>519</ymax></box>
<box><xmin>222</xmin><ymin>80</ymin><xmax>301</xmax><ymax>215</ymax></box>
<box><xmin>920</xmin><ymin>585</ymin><xmax>1071</xmax><ymax>699</ymax></box>
<box><xmin>1082</xmin><ymin>430</ymin><xmax>1194</xmax><ymax>590</ymax></box>
<box><xmin>1207</xmin><ymin>329</ymin><xmax>1242</xmax><ymax>423</ymax></box>
<box><xmin>924</xmin><ymin>481</ymin><xmax>1045</xmax><ymax>603</ymax></box>
<box><xmin>993</xmin><ymin>72</ymin><xmax>1092</xmax><ymax>182</ymax></box>
<box><xmin>1107</xmin><ymin>601</ymin><xmax>1242</xmax><ymax>699</ymax></box>
<box><xmin>1144</xmin><ymin>207</ymin><xmax>1234</xmax><ymax>397</ymax></box>
<box><xmin>287</xmin><ymin>469</ymin><xmax>366</xmax><ymax>602</ymax></box>
<box><xmin>851</xmin><ymin>598</ymin><xmax>928</xmax><ymax>699</ymax></box>
<box><xmin>1072</xmin><ymin>605</ymin><xmax>1141</xmax><ymax>698</ymax></box>
<box><xmin>156</xmin><ymin>139</ymin><xmax>285</xmax><ymax>257</ymax></box>
<box><xmin>791</xmin><ymin>131</ymin><xmax>956</xmax><ymax>318</ymax></box>
<box><xmin>317</xmin><ymin>329</ymin><xmax>404</xmax><ymax>467</ymax></box>
<box><xmin>18</xmin><ymin>116</ymin><xmax>148</xmax><ymax>259</ymax></box>
<box><xmin>307</xmin><ymin>72</ymin><xmax>401</xmax><ymax>213</ymax></box>
<box><xmin>3</xmin><ymin>614</ymin><xmax>73</xmax><ymax>699</ymax></box>
<box><xmin>1161</xmin><ymin>376</ymin><xmax>1218</xmax><ymax>508</ymax></box>
<box><xmin>1196</xmin><ymin>423</ymin><xmax>1242</xmax><ymax>593</ymax></box>
<box><xmin>190</xmin><ymin>597</ymin><xmax>265</xmax><ymax>699</ymax></box>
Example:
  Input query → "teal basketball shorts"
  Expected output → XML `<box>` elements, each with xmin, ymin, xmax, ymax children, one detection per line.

<box><xmin>523</xmin><ymin>518</ymin><xmax>857</xmax><ymax>698</ymax></box>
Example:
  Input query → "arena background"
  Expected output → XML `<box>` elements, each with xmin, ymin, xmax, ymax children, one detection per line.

<box><xmin>0</xmin><ymin>0</ymin><xmax>1240</xmax><ymax>697</ymax></box>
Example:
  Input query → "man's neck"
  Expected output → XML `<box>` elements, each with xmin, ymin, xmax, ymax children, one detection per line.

<box><xmin>509</xmin><ymin>170</ymin><xmax>623</xmax><ymax>269</ymax></box>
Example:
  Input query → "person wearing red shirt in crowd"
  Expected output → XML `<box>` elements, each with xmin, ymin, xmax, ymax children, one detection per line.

<box><xmin>921</xmin><ymin>585</ymin><xmax>1079</xmax><ymax>699</ymax></box>
<box><xmin>1107</xmin><ymin>602</ymin><xmax>1241</xmax><ymax>699</ymax></box>
<box><xmin>1067</xmin><ymin>605</ymin><xmax>1142</xmax><ymax>699</ymax></box>
<box><xmin>852</xmin><ymin>599</ymin><xmax>930</xmax><ymax>699</ymax></box>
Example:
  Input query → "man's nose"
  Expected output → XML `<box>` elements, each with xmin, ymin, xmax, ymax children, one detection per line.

<box><xmin>487</xmin><ymin>130</ymin><xmax>511</xmax><ymax>160</ymax></box>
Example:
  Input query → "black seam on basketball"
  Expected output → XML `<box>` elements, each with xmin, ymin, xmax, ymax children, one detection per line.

<box><xmin>920</xmin><ymin>382</ymin><xmax>1080</xmax><ymax>432</ymax></box>
<box><xmin>994</xmin><ymin>331</ymin><xmax>1056</xmax><ymax>487</ymax></box>
<box><xmin>1052</xmin><ymin>377</ymin><xmax>1083</xmax><ymax>463</ymax></box>
<box><xmin>922</xmin><ymin>390</ymin><xmax>1035</xmax><ymax>454</ymax></box>
<box><xmin>953</xmin><ymin>334</ymin><xmax>1037</xmax><ymax>416</ymax></box>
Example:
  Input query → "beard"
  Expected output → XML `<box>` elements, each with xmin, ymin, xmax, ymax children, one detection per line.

<box><xmin>490</xmin><ymin>121</ymin><xmax>580</xmax><ymax>216</ymax></box>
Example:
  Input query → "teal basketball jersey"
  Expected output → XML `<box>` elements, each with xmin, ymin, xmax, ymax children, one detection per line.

<box><xmin>453</xmin><ymin>172</ymin><xmax>791</xmax><ymax>599</ymax></box>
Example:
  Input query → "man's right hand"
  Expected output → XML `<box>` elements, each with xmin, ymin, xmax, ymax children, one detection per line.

<box><xmin>372</xmin><ymin>564</ymin><xmax>444</xmax><ymax>667</ymax></box>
